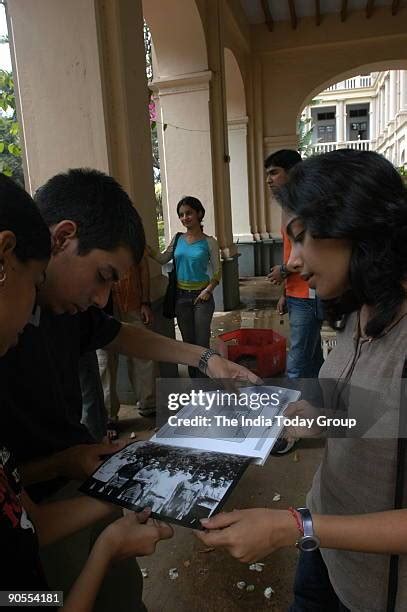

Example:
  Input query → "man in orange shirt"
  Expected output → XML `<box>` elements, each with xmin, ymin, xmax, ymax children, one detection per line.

<box><xmin>265</xmin><ymin>149</ymin><xmax>323</xmax><ymax>380</ymax></box>
<box><xmin>97</xmin><ymin>254</ymin><xmax>157</xmax><ymax>424</ymax></box>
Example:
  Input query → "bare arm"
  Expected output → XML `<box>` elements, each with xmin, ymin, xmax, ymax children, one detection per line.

<box><xmin>105</xmin><ymin>324</ymin><xmax>261</xmax><ymax>383</ymax></box>
<box><xmin>195</xmin><ymin>507</ymin><xmax>407</xmax><ymax>563</ymax></box>
<box><xmin>61</xmin><ymin>512</ymin><xmax>173</xmax><ymax>612</ymax></box>
<box><xmin>21</xmin><ymin>490</ymin><xmax>115</xmax><ymax>547</ymax></box>
<box><xmin>146</xmin><ymin>234</ymin><xmax>177</xmax><ymax>265</ymax></box>
<box><xmin>19</xmin><ymin>442</ymin><xmax>125</xmax><ymax>486</ymax></box>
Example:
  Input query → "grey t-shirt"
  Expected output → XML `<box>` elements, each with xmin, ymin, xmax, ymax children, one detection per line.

<box><xmin>307</xmin><ymin>309</ymin><xmax>407</xmax><ymax>612</ymax></box>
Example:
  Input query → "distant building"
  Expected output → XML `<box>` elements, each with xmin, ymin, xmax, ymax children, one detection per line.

<box><xmin>303</xmin><ymin>71</ymin><xmax>407</xmax><ymax>168</ymax></box>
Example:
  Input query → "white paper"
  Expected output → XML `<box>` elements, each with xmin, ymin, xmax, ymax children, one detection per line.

<box><xmin>152</xmin><ymin>385</ymin><xmax>300</xmax><ymax>465</ymax></box>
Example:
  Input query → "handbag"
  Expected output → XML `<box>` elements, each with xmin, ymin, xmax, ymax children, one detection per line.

<box><xmin>386</xmin><ymin>360</ymin><xmax>407</xmax><ymax>612</ymax></box>
<box><xmin>162</xmin><ymin>232</ymin><xmax>182</xmax><ymax>319</ymax></box>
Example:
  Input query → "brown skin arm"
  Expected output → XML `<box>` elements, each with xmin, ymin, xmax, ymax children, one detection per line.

<box><xmin>194</xmin><ymin>507</ymin><xmax>407</xmax><ymax>563</ymax></box>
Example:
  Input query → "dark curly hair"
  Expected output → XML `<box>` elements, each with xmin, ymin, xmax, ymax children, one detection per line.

<box><xmin>276</xmin><ymin>149</ymin><xmax>407</xmax><ymax>337</ymax></box>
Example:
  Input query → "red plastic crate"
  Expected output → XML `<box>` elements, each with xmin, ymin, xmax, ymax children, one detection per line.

<box><xmin>218</xmin><ymin>328</ymin><xmax>286</xmax><ymax>378</ymax></box>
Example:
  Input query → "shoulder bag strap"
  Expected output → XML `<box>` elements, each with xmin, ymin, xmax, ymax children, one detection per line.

<box><xmin>172</xmin><ymin>232</ymin><xmax>182</xmax><ymax>276</ymax></box>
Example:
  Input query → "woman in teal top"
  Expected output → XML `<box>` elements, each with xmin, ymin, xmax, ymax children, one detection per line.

<box><xmin>148</xmin><ymin>196</ymin><xmax>221</xmax><ymax>377</ymax></box>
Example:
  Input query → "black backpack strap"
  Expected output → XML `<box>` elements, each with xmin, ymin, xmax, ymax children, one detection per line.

<box><xmin>172</xmin><ymin>232</ymin><xmax>182</xmax><ymax>275</ymax></box>
<box><xmin>386</xmin><ymin>360</ymin><xmax>407</xmax><ymax>612</ymax></box>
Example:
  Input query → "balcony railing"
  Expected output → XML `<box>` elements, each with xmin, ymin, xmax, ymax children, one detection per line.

<box><xmin>311</xmin><ymin>140</ymin><xmax>372</xmax><ymax>154</ymax></box>
<box><xmin>325</xmin><ymin>76</ymin><xmax>372</xmax><ymax>92</ymax></box>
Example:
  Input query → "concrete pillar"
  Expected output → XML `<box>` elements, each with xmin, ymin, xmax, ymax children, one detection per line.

<box><xmin>228</xmin><ymin>118</ymin><xmax>251</xmax><ymax>242</ymax></box>
<box><xmin>206</xmin><ymin>0</ymin><xmax>236</xmax><ymax>261</ymax></box>
<box><xmin>375</xmin><ymin>94</ymin><xmax>380</xmax><ymax>139</ymax></box>
<box><xmin>389</xmin><ymin>70</ymin><xmax>397</xmax><ymax>123</ymax></box>
<box><xmin>150</xmin><ymin>71</ymin><xmax>215</xmax><ymax>240</ymax></box>
<box><xmin>8</xmin><ymin>0</ymin><xmax>162</xmax><ymax>290</ymax></box>
<box><xmin>252</xmin><ymin>57</ymin><xmax>268</xmax><ymax>240</ymax></box>
<box><xmin>380</xmin><ymin>87</ymin><xmax>385</xmax><ymax>134</ymax></box>
<box><xmin>336</xmin><ymin>100</ymin><xmax>346</xmax><ymax>143</ymax></box>
<box><xmin>384</xmin><ymin>77</ymin><xmax>390</xmax><ymax>127</ymax></box>
<box><xmin>370</xmin><ymin>99</ymin><xmax>376</xmax><ymax>140</ymax></box>
<box><xmin>401</xmin><ymin>71</ymin><xmax>407</xmax><ymax>110</ymax></box>
<box><xmin>246</xmin><ymin>68</ymin><xmax>260</xmax><ymax>242</ymax></box>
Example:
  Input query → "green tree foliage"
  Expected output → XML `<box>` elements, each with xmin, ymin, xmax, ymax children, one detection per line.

<box><xmin>0</xmin><ymin>69</ymin><xmax>24</xmax><ymax>185</ymax></box>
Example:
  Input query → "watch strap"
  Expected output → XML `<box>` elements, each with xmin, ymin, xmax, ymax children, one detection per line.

<box><xmin>198</xmin><ymin>348</ymin><xmax>220</xmax><ymax>375</ymax></box>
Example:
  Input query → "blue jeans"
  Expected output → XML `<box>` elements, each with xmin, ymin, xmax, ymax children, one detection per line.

<box><xmin>289</xmin><ymin>551</ymin><xmax>350</xmax><ymax>612</ymax></box>
<box><xmin>175</xmin><ymin>289</ymin><xmax>215</xmax><ymax>378</ymax></box>
<box><xmin>286</xmin><ymin>296</ymin><xmax>324</xmax><ymax>379</ymax></box>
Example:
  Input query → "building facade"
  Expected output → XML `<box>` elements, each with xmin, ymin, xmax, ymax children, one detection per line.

<box><xmin>304</xmin><ymin>70</ymin><xmax>407</xmax><ymax>168</ymax></box>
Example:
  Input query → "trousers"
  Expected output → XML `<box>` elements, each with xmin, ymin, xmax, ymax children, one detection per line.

<box><xmin>175</xmin><ymin>289</ymin><xmax>215</xmax><ymax>378</ymax></box>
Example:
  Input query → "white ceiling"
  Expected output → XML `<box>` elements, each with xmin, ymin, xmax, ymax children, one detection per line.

<box><xmin>240</xmin><ymin>0</ymin><xmax>397</xmax><ymax>25</ymax></box>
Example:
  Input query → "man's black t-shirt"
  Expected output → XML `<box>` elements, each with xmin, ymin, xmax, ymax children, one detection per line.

<box><xmin>0</xmin><ymin>307</ymin><xmax>120</xmax><ymax>465</ymax></box>
<box><xmin>0</xmin><ymin>444</ymin><xmax>47</xmax><ymax>590</ymax></box>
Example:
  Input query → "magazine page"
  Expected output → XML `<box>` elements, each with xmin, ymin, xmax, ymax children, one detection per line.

<box><xmin>152</xmin><ymin>385</ymin><xmax>301</xmax><ymax>465</ymax></box>
<box><xmin>80</xmin><ymin>441</ymin><xmax>250</xmax><ymax>529</ymax></box>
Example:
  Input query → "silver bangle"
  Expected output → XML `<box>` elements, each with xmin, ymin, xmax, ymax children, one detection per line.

<box><xmin>198</xmin><ymin>348</ymin><xmax>220</xmax><ymax>375</ymax></box>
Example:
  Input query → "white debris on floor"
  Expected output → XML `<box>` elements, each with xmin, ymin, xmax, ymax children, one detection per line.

<box><xmin>168</xmin><ymin>568</ymin><xmax>179</xmax><ymax>580</ymax></box>
<box><xmin>264</xmin><ymin>586</ymin><xmax>275</xmax><ymax>599</ymax></box>
<box><xmin>249</xmin><ymin>562</ymin><xmax>264</xmax><ymax>572</ymax></box>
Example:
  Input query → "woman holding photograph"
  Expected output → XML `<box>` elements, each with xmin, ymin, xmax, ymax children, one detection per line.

<box><xmin>147</xmin><ymin>196</ymin><xmax>221</xmax><ymax>377</ymax></box>
<box><xmin>196</xmin><ymin>150</ymin><xmax>407</xmax><ymax>612</ymax></box>
<box><xmin>0</xmin><ymin>175</ymin><xmax>173</xmax><ymax>609</ymax></box>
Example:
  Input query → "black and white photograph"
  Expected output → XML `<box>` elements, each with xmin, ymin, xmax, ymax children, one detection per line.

<box><xmin>80</xmin><ymin>441</ymin><xmax>250</xmax><ymax>528</ymax></box>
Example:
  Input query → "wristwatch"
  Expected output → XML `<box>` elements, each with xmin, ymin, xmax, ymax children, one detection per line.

<box><xmin>295</xmin><ymin>507</ymin><xmax>320</xmax><ymax>552</ymax></box>
<box><xmin>198</xmin><ymin>348</ymin><xmax>220</xmax><ymax>375</ymax></box>
<box><xmin>280</xmin><ymin>264</ymin><xmax>290</xmax><ymax>279</ymax></box>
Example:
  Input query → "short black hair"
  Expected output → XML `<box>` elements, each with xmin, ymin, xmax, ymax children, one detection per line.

<box><xmin>264</xmin><ymin>149</ymin><xmax>302</xmax><ymax>171</ymax></box>
<box><xmin>0</xmin><ymin>174</ymin><xmax>50</xmax><ymax>262</ymax></box>
<box><xmin>34</xmin><ymin>168</ymin><xmax>145</xmax><ymax>264</ymax></box>
<box><xmin>277</xmin><ymin>149</ymin><xmax>407</xmax><ymax>337</ymax></box>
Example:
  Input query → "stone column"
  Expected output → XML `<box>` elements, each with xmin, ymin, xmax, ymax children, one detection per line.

<box><xmin>384</xmin><ymin>76</ymin><xmax>390</xmax><ymax>127</ymax></box>
<box><xmin>370</xmin><ymin>98</ymin><xmax>376</xmax><ymax>141</ymax></box>
<box><xmin>7</xmin><ymin>0</ymin><xmax>158</xmax><ymax>246</ymax></box>
<box><xmin>375</xmin><ymin>94</ymin><xmax>380</xmax><ymax>139</ymax></box>
<box><xmin>400</xmin><ymin>71</ymin><xmax>407</xmax><ymax>110</ymax></box>
<box><xmin>206</xmin><ymin>0</ymin><xmax>239</xmax><ymax>308</ymax></box>
<box><xmin>379</xmin><ymin>87</ymin><xmax>385</xmax><ymax>135</ymax></box>
<box><xmin>228</xmin><ymin>118</ymin><xmax>251</xmax><ymax>242</ymax></box>
<box><xmin>389</xmin><ymin>70</ymin><xmax>397</xmax><ymax>124</ymax></box>
<box><xmin>7</xmin><ymin>0</ymin><xmax>109</xmax><ymax>192</ymax></box>
<box><xmin>336</xmin><ymin>100</ymin><xmax>346</xmax><ymax>143</ymax></box>
<box><xmin>252</xmin><ymin>57</ymin><xmax>268</xmax><ymax>240</ymax></box>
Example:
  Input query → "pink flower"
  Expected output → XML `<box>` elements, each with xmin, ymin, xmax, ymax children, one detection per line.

<box><xmin>149</xmin><ymin>100</ymin><xmax>157</xmax><ymax>122</ymax></box>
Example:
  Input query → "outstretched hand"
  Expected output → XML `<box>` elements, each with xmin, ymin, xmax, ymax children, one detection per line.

<box><xmin>56</xmin><ymin>441</ymin><xmax>127</xmax><ymax>481</ymax></box>
<box><xmin>194</xmin><ymin>508</ymin><xmax>297</xmax><ymax>563</ymax></box>
<box><xmin>206</xmin><ymin>354</ymin><xmax>263</xmax><ymax>385</ymax></box>
<box><xmin>98</xmin><ymin>508</ymin><xmax>174</xmax><ymax>561</ymax></box>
